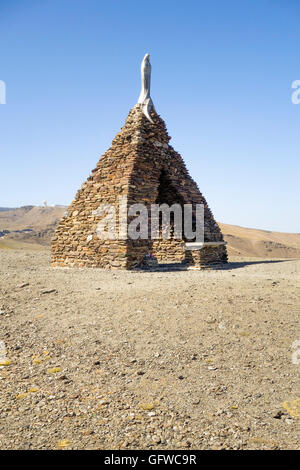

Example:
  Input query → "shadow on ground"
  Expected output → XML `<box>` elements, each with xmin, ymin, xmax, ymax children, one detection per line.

<box><xmin>136</xmin><ymin>259</ymin><xmax>292</xmax><ymax>272</ymax></box>
<box><xmin>223</xmin><ymin>259</ymin><xmax>291</xmax><ymax>270</ymax></box>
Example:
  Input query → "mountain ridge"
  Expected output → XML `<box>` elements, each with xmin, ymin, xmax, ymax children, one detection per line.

<box><xmin>0</xmin><ymin>206</ymin><xmax>299</xmax><ymax>258</ymax></box>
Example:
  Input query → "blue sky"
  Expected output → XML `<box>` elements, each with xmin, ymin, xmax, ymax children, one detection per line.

<box><xmin>0</xmin><ymin>0</ymin><xmax>299</xmax><ymax>232</ymax></box>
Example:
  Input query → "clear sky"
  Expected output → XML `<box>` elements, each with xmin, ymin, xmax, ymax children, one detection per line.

<box><xmin>0</xmin><ymin>0</ymin><xmax>299</xmax><ymax>232</ymax></box>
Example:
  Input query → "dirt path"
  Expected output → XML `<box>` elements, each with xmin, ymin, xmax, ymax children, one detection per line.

<box><xmin>0</xmin><ymin>248</ymin><xmax>299</xmax><ymax>449</ymax></box>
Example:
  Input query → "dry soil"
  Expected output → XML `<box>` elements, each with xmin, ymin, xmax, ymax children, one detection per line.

<box><xmin>0</xmin><ymin>248</ymin><xmax>299</xmax><ymax>450</ymax></box>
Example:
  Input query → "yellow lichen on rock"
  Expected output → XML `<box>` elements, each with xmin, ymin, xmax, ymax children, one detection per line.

<box><xmin>0</xmin><ymin>359</ymin><xmax>11</xmax><ymax>366</ymax></box>
<box><xmin>138</xmin><ymin>403</ymin><xmax>154</xmax><ymax>411</ymax></box>
<box><xmin>282</xmin><ymin>397</ymin><xmax>300</xmax><ymax>418</ymax></box>
<box><xmin>48</xmin><ymin>367</ymin><xmax>61</xmax><ymax>373</ymax></box>
<box><xmin>16</xmin><ymin>393</ymin><xmax>29</xmax><ymax>399</ymax></box>
<box><xmin>57</xmin><ymin>439</ymin><xmax>71</xmax><ymax>448</ymax></box>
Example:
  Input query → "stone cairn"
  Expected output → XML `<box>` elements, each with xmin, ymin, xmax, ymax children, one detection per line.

<box><xmin>51</xmin><ymin>105</ymin><xmax>227</xmax><ymax>269</ymax></box>
<box><xmin>51</xmin><ymin>57</ymin><xmax>227</xmax><ymax>270</ymax></box>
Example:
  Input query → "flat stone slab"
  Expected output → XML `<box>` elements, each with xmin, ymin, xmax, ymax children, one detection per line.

<box><xmin>185</xmin><ymin>241</ymin><xmax>227</xmax><ymax>251</ymax></box>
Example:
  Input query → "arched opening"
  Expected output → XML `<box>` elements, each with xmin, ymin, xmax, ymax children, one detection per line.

<box><xmin>150</xmin><ymin>170</ymin><xmax>186</xmax><ymax>263</ymax></box>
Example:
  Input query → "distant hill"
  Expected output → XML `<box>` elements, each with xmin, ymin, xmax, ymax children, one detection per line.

<box><xmin>219</xmin><ymin>223</ymin><xmax>300</xmax><ymax>259</ymax></box>
<box><xmin>0</xmin><ymin>205</ymin><xmax>300</xmax><ymax>258</ymax></box>
<box><xmin>0</xmin><ymin>205</ymin><xmax>66</xmax><ymax>245</ymax></box>
<box><xmin>0</xmin><ymin>205</ymin><xmax>65</xmax><ymax>229</ymax></box>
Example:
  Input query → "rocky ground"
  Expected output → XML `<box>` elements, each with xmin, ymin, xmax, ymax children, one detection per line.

<box><xmin>0</xmin><ymin>248</ymin><xmax>299</xmax><ymax>450</ymax></box>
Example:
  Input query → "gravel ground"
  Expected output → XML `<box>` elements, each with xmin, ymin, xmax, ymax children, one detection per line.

<box><xmin>0</xmin><ymin>248</ymin><xmax>299</xmax><ymax>450</ymax></box>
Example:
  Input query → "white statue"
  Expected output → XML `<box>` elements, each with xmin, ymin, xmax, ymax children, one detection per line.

<box><xmin>138</xmin><ymin>53</ymin><xmax>154</xmax><ymax>123</ymax></box>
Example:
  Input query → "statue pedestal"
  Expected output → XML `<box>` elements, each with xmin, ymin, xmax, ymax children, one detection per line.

<box><xmin>184</xmin><ymin>241</ymin><xmax>227</xmax><ymax>268</ymax></box>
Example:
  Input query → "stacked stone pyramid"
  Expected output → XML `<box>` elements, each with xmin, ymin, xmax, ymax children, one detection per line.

<box><xmin>51</xmin><ymin>104</ymin><xmax>227</xmax><ymax>269</ymax></box>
